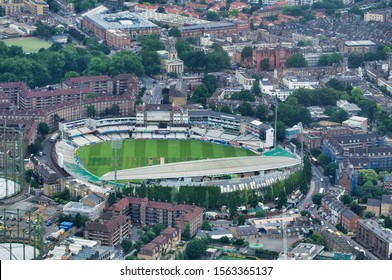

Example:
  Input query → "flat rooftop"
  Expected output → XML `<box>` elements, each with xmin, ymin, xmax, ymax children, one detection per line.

<box><xmin>101</xmin><ymin>156</ymin><xmax>300</xmax><ymax>180</ymax></box>
<box><xmin>84</xmin><ymin>11</ymin><xmax>158</xmax><ymax>30</ymax></box>
<box><xmin>344</xmin><ymin>40</ymin><xmax>376</xmax><ymax>46</ymax></box>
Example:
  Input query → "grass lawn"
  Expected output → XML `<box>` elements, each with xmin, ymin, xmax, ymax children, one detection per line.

<box><xmin>76</xmin><ymin>139</ymin><xmax>255</xmax><ymax>177</ymax></box>
<box><xmin>2</xmin><ymin>37</ymin><xmax>52</xmax><ymax>53</ymax></box>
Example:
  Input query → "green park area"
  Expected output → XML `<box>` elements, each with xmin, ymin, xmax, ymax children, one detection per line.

<box><xmin>3</xmin><ymin>37</ymin><xmax>52</xmax><ymax>53</ymax></box>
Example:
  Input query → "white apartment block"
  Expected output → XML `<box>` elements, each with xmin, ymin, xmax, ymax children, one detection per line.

<box><xmin>235</xmin><ymin>70</ymin><xmax>256</xmax><ymax>90</ymax></box>
<box><xmin>282</xmin><ymin>76</ymin><xmax>319</xmax><ymax>90</ymax></box>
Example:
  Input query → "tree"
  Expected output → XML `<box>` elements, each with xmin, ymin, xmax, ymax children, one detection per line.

<box><xmin>152</xmin><ymin>223</ymin><xmax>166</xmax><ymax>236</ymax></box>
<box><xmin>331</xmin><ymin>109</ymin><xmax>349</xmax><ymax>123</ymax></box>
<box><xmin>87</xmin><ymin>105</ymin><xmax>96</xmax><ymax>117</ymax></box>
<box><xmin>340</xmin><ymin>194</ymin><xmax>353</xmax><ymax>205</ymax></box>
<box><xmin>25</xmin><ymin>169</ymin><xmax>34</xmax><ymax>183</ymax></box>
<box><xmin>303</xmin><ymin>155</ymin><xmax>312</xmax><ymax>184</ymax></box>
<box><xmin>241</xmin><ymin>46</ymin><xmax>253</xmax><ymax>60</ymax></box>
<box><xmin>261</xmin><ymin>58</ymin><xmax>270</xmax><ymax>71</ymax></box>
<box><xmin>220</xmin><ymin>106</ymin><xmax>232</xmax><ymax>114</ymax></box>
<box><xmin>185</xmin><ymin>239</ymin><xmax>206</xmax><ymax>259</ymax></box>
<box><xmin>277</xmin><ymin>190</ymin><xmax>287</xmax><ymax>209</ymax></box>
<box><xmin>28</xmin><ymin>143</ymin><xmax>38</xmax><ymax>155</ymax></box>
<box><xmin>205</xmin><ymin>45</ymin><xmax>230</xmax><ymax>72</ymax></box>
<box><xmin>324</xmin><ymin>163</ymin><xmax>338</xmax><ymax>183</ymax></box>
<box><xmin>351</xmin><ymin>87</ymin><xmax>364</xmax><ymax>103</ymax></box>
<box><xmin>182</xmin><ymin>223</ymin><xmax>191</xmax><ymax>241</ymax></box>
<box><xmin>237</xmin><ymin>102</ymin><xmax>254</xmax><ymax>117</ymax></box>
<box><xmin>157</xmin><ymin>6</ymin><xmax>165</xmax><ymax>13</ymax></box>
<box><xmin>285</xmin><ymin>54</ymin><xmax>307</xmax><ymax>68</ymax></box>
<box><xmin>255</xmin><ymin>104</ymin><xmax>267</xmax><ymax>121</ymax></box>
<box><xmin>312</xmin><ymin>193</ymin><xmax>323</xmax><ymax>206</ymax></box>
<box><xmin>233</xmin><ymin>239</ymin><xmax>245</xmax><ymax>246</ymax></box>
<box><xmin>107</xmin><ymin>193</ymin><xmax>116</xmax><ymax>207</ymax></box>
<box><xmin>348</xmin><ymin>53</ymin><xmax>364</xmax><ymax>68</ymax></box>
<box><xmin>206</xmin><ymin>11</ymin><xmax>220</xmax><ymax>21</ymax></box>
<box><xmin>350</xmin><ymin>202</ymin><xmax>362</xmax><ymax>215</ymax></box>
<box><xmin>364</xmin><ymin>211</ymin><xmax>375</xmax><ymax>219</ymax></box>
<box><xmin>219</xmin><ymin>236</ymin><xmax>230</xmax><ymax>243</ymax></box>
<box><xmin>254</xmin><ymin>210</ymin><xmax>267</xmax><ymax>218</ymax></box>
<box><xmin>141</xmin><ymin>235</ymin><xmax>150</xmax><ymax>244</ymax></box>
<box><xmin>201</xmin><ymin>220</ymin><xmax>212</xmax><ymax>231</ymax></box>
<box><xmin>229</xmin><ymin>9</ymin><xmax>239</xmax><ymax>17</ymax></box>
<box><xmin>237</xmin><ymin>215</ymin><xmax>246</xmax><ymax>226</ymax></box>
<box><xmin>38</xmin><ymin>122</ymin><xmax>49</xmax><ymax>135</ymax></box>
<box><xmin>311</xmin><ymin>233</ymin><xmax>324</xmax><ymax>245</ymax></box>
<box><xmin>168</xmin><ymin>27</ymin><xmax>181</xmax><ymax>37</ymax></box>
<box><xmin>327</xmin><ymin>78</ymin><xmax>345</xmax><ymax>91</ymax></box>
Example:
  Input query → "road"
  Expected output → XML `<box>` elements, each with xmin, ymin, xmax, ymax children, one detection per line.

<box><xmin>141</xmin><ymin>76</ymin><xmax>164</xmax><ymax>105</ymax></box>
<box><xmin>298</xmin><ymin>165</ymin><xmax>329</xmax><ymax>209</ymax></box>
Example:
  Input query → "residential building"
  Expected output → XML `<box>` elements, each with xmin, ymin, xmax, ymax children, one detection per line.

<box><xmin>108</xmin><ymin>197</ymin><xmax>203</xmax><ymax>237</ymax></box>
<box><xmin>304</xmin><ymin>53</ymin><xmax>323</xmax><ymax>67</ymax></box>
<box><xmin>282</xmin><ymin>76</ymin><xmax>319</xmax><ymax>90</ymax></box>
<box><xmin>84</xmin><ymin>212</ymin><xmax>131</xmax><ymax>246</ymax></box>
<box><xmin>343</xmin><ymin>40</ymin><xmax>377</xmax><ymax>53</ymax></box>
<box><xmin>381</xmin><ymin>194</ymin><xmax>392</xmax><ymax>217</ymax></box>
<box><xmin>383</xmin><ymin>173</ymin><xmax>392</xmax><ymax>193</ymax></box>
<box><xmin>235</xmin><ymin>70</ymin><xmax>255</xmax><ymax>90</ymax></box>
<box><xmin>113</xmin><ymin>74</ymin><xmax>139</xmax><ymax>96</ymax></box>
<box><xmin>0</xmin><ymin>0</ymin><xmax>24</xmax><ymax>16</ymax></box>
<box><xmin>34</xmin><ymin>161</ymin><xmax>61</xmax><ymax>196</ymax></box>
<box><xmin>268</xmin><ymin>88</ymin><xmax>293</xmax><ymax>101</ymax></box>
<box><xmin>105</xmin><ymin>29</ymin><xmax>131</xmax><ymax>50</ymax></box>
<box><xmin>341</xmin><ymin>208</ymin><xmax>360</xmax><ymax>232</ymax></box>
<box><xmin>364</xmin><ymin>10</ymin><xmax>391</xmax><ymax>22</ymax></box>
<box><xmin>138</xmin><ymin>228</ymin><xmax>181</xmax><ymax>260</ymax></box>
<box><xmin>321</xmin><ymin>195</ymin><xmax>360</xmax><ymax>231</ymax></box>
<box><xmin>259</xmin><ymin>78</ymin><xmax>274</xmax><ymax>95</ymax></box>
<box><xmin>24</xmin><ymin>0</ymin><xmax>48</xmax><ymax>16</ymax></box>
<box><xmin>62</xmin><ymin>75</ymin><xmax>114</xmax><ymax>95</ymax></box>
<box><xmin>356</xmin><ymin>219</ymin><xmax>392</xmax><ymax>260</ymax></box>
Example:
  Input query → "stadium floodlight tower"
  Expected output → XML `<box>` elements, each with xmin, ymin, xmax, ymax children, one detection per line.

<box><xmin>112</xmin><ymin>139</ymin><xmax>123</xmax><ymax>196</ymax></box>
<box><xmin>297</xmin><ymin>122</ymin><xmax>304</xmax><ymax>167</ymax></box>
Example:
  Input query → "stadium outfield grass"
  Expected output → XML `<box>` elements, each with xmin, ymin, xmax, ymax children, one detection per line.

<box><xmin>76</xmin><ymin>139</ymin><xmax>256</xmax><ymax>177</ymax></box>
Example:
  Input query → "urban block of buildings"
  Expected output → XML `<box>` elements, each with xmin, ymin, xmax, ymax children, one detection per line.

<box><xmin>108</xmin><ymin>197</ymin><xmax>204</xmax><ymax>238</ymax></box>
<box><xmin>138</xmin><ymin>228</ymin><xmax>181</xmax><ymax>260</ymax></box>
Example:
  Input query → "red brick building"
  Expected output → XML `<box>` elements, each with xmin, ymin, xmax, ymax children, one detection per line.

<box><xmin>108</xmin><ymin>197</ymin><xmax>203</xmax><ymax>237</ymax></box>
<box><xmin>252</xmin><ymin>46</ymin><xmax>296</xmax><ymax>71</ymax></box>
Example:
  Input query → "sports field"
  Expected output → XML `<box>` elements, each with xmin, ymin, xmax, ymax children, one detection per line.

<box><xmin>3</xmin><ymin>37</ymin><xmax>52</xmax><ymax>53</ymax></box>
<box><xmin>76</xmin><ymin>139</ymin><xmax>255</xmax><ymax>177</ymax></box>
